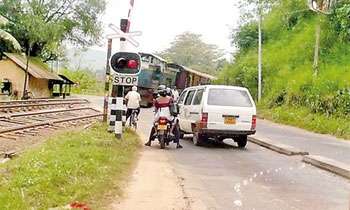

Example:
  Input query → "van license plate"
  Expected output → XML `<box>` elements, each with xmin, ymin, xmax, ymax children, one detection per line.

<box><xmin>224</xmin><ymin>117</ymin><xmax>236</xmax><ymax>125</ymax></box>
<box><xmin>158</xmin><ymin>125</ymin><xmax>167</xmax><ymax>130</ymax></box>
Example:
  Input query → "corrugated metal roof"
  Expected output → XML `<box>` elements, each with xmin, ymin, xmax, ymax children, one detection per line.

<box><xmin>4</xmin><ymin>53</ymin><xmax>63</xmax><ymax>81</ymax></box>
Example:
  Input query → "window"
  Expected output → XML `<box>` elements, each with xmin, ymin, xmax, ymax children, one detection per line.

<box><xmin>178</xmin><ymin>91</ymin><xmax>188</xmax><ymax>104</ymax></box>
<box><xmin>192</xmin><ymin>89</ymin><xmax>204</xmax><ymax>105</ymax></box>
<box><xmin>1</xmin><ymin>79</ymin><xmax>12</xmax><ymax>95</ymax></box>
<box><xmin>207</xmin><ymin>89</ymin><xmax>253</xmax><ymax>107</ymax></box>
<box><xmin>184</xmin><ymin>90</ymin><xmax>196</xmax><ymax>105</ymax></box>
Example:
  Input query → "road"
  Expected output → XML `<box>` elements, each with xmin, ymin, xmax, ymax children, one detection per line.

<box><xmin>83</xmin><ymin>95</ymin><xmax>350</xmax><ymax>210</ymax></box>
<box><xmin>255</xmin><ymin>119</ymin><xmax>350</xmax><ymax>165</ymax></box>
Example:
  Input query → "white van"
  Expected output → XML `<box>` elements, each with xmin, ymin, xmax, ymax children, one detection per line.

<box><xmin>177</xmin><ymin>85</ymin><xmax>256</xmax><ymax>148</ymax></box>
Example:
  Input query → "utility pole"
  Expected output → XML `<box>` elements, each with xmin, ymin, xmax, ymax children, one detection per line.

<box><xmin>22</xmin><ymin>45</ymin><xmax>31</xmax><ymax>100</ymax></box>
<box><xmin>103</xmin><ymin>39</ymin><xmax>112</xmax><ymax>122</ymax></box>
<box><xmin>258</xmin><ymin>0</ymin><xmax>263</xmax><ymax>102</ymax></box>
<box><xmin>313</xmin><ymin>18</ymin><xmax>321</xmax><ymax>76</ymax></box>
<box><xmin>308</xmin><ymin>0</ymin><xmax>336</xmax><ymax>76</ymax></box>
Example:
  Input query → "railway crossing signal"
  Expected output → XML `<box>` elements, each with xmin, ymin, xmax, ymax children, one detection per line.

<box><xmin>110</xmin><ymin>52</ymin><xmax>141</xmax><ymax>75</ymax></box>
<box><xmin>103</xmin><ymin>0</ymin><xmax>140</xmax><ymax>138</ymax></box>
<box><xmin>106</xmin><ymin>23</ymin><xmax>142</xmax><ymax>48</ymax></box>
<box><xmin>104</xmin><ymin>17</ymin><xmax>143</xmax><ymax>139</ymax></box>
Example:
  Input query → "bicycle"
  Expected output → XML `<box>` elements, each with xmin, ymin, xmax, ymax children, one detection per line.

<box><xmin>129</xmin><ymin>109</ymin><xmax>138</xmax><ymax>130</ymax></box>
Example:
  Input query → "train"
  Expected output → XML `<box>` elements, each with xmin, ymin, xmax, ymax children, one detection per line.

<box><xmin>137</xmin><ymin>53</ymin><xmax>216</xmax><ymax>107</ymax></box>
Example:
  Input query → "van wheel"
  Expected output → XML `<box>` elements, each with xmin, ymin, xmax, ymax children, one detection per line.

<box><xmin>236</xmin><ymin>135</ymin><xmax>247</xmax><ymax>148</ymax></box>
<box><xmin>193</xmin><ymin>132</ymin><xmax>205</xmax><ymax>146</ymax></box>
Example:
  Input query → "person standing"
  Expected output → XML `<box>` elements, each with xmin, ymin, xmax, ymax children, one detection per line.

<box><xmin>172</xmin><ymin>86</ymin><xmax>179</xmax><ymax>102</ymax></box>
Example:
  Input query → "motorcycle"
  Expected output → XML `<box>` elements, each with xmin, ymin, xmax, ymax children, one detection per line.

<box><xmin>155</xmin><ymin>117</ymin><xmax>172</xmax><ymax>149</ymax></box>
<box><xmin>150</xmin><ymin>102</ymin><xmax>180</xmax><ymax>149</ymax></box>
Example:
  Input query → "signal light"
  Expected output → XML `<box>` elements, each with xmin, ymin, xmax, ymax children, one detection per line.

<box><xmin>110</xmin><ymin>52</ymin><xmax>141</xmax><ymax>75</ymax></box>
<box><xmin>127</xmin><ymin>59</ymin><xmax>138</xmax><ymax>69</ymax></box>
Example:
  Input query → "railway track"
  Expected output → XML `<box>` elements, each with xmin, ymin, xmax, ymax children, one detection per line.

<box><xmin>0</xmin><ymin>107</ymin><xmax>102</xmax><ymax>140</ymax></box>
<box><xmin>0</xmin><ymin>98</ymin><xmax>89</xmax><ymax>113</ymax></box>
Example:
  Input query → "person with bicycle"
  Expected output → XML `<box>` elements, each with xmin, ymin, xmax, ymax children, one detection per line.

<box><xmin>125</xmin><ymin>86</ymin><xmax>141</xmax><ymax>123</ymax></box>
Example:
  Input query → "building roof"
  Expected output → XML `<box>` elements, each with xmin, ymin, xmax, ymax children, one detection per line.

<box><xmin>4</xmin><ymin>53</ymin><xmax>63</xmax><ymax>81</ymax></box>
<box><xmin>59</xmin><ymin>74</ymin><xmax>75</xmax><ymax>84</ymax></box>
<box><xmin>167</xmin><ymin>63</ymin><xmax>217</xmax><ymax>80</ymax></box>
<box><xmin>139</xmin><ymin>52</ymin><xmax>167</xmax><ymax>63</ymax></box>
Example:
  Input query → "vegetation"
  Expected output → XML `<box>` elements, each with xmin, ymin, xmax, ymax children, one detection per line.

<box><xmin>217</xmin><ymin>0</ymin><xmax>350</xmax><ymax>138</ymax></box>
<box><xmin>0</xmin><ymin>124</ymin><xmax>140</xmax><ymax>209</ymax></box>
<box><xmin>0</xmin><ymin>14</ymin><xmax>20</xmax><ymax>53</ymax></box>
<box><xmin>61</xmin><ymin>68</ymin><xmax>104</xmax><ymax>96</ymax></box>
<box><xmin>0</xmin><ymin>0</ymin><xmax>106</xmax><ymax>61</ymax></box>
<box><xmin>159</xmin><ymin>32</ymin><xmax>225</xmax><ymax>74</ymax></box>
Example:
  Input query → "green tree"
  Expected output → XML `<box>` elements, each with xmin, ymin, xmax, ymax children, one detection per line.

<box><xmin>61</xmin><ymin>68</ymin><xmax>104</xmax><ymax>95</ymax></box>
<box><xmin>0</xmin><ymin>0</ymin><xmax>106</xmax><ymax>61</ymax></box>
<box><xmin>159</xmin><ymin>32</ymin><xmax>224</xmax><ymax>74</ymax></box>
<box><xmin>0</xmin><ymin>14</ymin><xmax>21</xmax><ymax>53</ymax></box>
<box><xmin>331</xmin><ymin>2</ymin><xmax>350</xmax><ymax>41</ymax></box>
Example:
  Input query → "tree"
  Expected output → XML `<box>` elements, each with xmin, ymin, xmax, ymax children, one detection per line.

<box><xmin>159</xmin><ymin>32</ymin><xmax>224</xmax><ymax>74</ymax></box>
<box><xmin>0</xmin><ymin>14</ymin><xmax>21</xmax><ymax>53</ymax></box>
<box><xmin>0</xmin><ymin>0</ymin><xmax>106</xmax><ymax>61</ymax></box>
<box><xmin>61</xmin><ymin>68</ymin><xmax>104</xmax><ymax>95</ymax></box>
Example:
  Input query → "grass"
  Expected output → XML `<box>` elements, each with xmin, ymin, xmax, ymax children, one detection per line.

<box><xmin>0</xmin><ymin>124</ymin><xmax>141</xmax><ymax>210</ymax></box>
<box><xmin>258</xmin><ymin>104</ymin><xmax>350</xmax><ymax>140</ymax></box>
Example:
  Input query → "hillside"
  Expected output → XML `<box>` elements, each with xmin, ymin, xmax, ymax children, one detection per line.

<box><xmin>65</xmin><ymin>48</ymin><xmax>106</xmax><ymax>72</ymax></box>
<box><xmin>217</xmin><ymin>0</ymin><xmax>350</xmax><ymax>138</ymax></box>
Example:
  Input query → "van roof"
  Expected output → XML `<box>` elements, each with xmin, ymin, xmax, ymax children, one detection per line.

<box><xmin>184</xmin><ymin>85</ymin><xmax>249</xmax><ymax>91</ymax></box>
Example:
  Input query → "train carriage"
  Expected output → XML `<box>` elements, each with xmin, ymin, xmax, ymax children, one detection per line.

<box><xmin>137</xmin><ymin>53</ymin><xmax>216</xmax><ymax>106</ymax></box>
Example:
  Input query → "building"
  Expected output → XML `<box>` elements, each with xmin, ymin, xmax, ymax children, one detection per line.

<box><xmin>0</xmin><ymin>53</ymin><xmax>64</xmax><ymax>99</ymax></box>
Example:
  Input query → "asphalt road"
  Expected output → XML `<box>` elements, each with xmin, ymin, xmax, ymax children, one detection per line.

<box><xmin>83</xmin><ymin>95</ymin><xmax>350</xmax><ymax>210</ymax></box>
<box><xmin>255</xmin><ymin>119</ymin><xmax>350</xmax><ymax>165</ymax></box>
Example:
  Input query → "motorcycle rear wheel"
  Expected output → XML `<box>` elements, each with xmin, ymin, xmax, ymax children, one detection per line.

<box><xmin>159</xmin><ymin>135</ymin><xmax>165</xmax><ymax>149</ymax></box>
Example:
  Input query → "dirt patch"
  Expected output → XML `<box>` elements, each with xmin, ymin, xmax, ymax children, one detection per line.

<box><xmin>109</xmin><ymin>134</ymin><xmax>190</xmax><ymax>210</ymax></box>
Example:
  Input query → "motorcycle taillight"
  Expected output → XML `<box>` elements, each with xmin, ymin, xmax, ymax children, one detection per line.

<box><xmin>159</xmin><ymin>118</ymin><xmax>167</xmax><ymax>125</ymax></box>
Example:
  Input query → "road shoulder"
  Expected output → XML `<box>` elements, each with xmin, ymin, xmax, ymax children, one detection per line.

<box><xmin>109</xmin><ymin>134</ymin><xmax>189</xmax><ymax>210</ymax></box>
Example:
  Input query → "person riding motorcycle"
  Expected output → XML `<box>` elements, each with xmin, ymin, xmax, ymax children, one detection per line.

<box><xmin>145</xmin><ymin>85</ymin><xmax>182</xmax><ymax>149</ymax></box>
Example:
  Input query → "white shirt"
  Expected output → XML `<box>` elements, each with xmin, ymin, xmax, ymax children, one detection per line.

<box><xmin>172</xmin><ymin>89</ymin><xmax>179</xmax><ymax>101</ymax></box>
<box><xmin>125</xmin><ymin>90</ymin><xmax>141</xmax><ymax>109</ymax></box>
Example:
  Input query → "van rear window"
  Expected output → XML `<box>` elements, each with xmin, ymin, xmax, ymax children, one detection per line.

<box><xmin>207</xmin><ymin>89</ymin><xmax>253</xmax><ymax>107</ymax></box>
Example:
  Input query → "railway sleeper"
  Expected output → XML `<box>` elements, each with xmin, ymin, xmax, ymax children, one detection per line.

<box><xmin>10</xmin><ymin>132</ymin><xmax>26</xmax><ymax>137</ymax></box>
<box><xmin>3</xmin><ymin>150</ymin><xmax>17</xmax><ymax>159</ymax></box>
<box><xmin>0</xmin><ymin>134</ymin><xmax>17</xmax><ymax>140</ymax></box>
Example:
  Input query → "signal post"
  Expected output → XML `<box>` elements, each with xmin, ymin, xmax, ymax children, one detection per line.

<box><xmin>105</xmin><ymin>19</ymin><xmax>142</xmax><ymax>139</ymax></box>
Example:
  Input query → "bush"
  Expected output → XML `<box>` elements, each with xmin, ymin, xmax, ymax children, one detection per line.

<box><xmin>61</xmin><ymin>69</ymin><xmax>104</xmax><ymax>95</ymax></box>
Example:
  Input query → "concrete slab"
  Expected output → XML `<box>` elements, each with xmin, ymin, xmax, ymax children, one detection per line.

<box><xmin>248</xmin><ymin>136</ymin><xmax>309</xmax><ymax>156</ymax></box>
<box><xmin>303</xmin><ymin>155</ymin><xmax>350</xmax><ymax>180</ymax></box>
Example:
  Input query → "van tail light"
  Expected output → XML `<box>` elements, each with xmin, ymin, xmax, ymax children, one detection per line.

<box><xmin>159</xmin><ymin>117</ymin><xmax>168</xmax><ymax>125</ymax></box>
<box><xmin>200</xmin><ymin>112</ymin><xmax>208</xmax><ymax>129</ymax></box>
<box><xmin>251</xmin><ymin>115</ymin><xmax>257</xmax><ymax>130</ymax></box>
